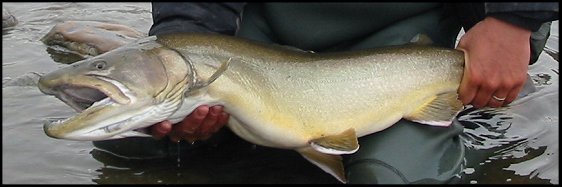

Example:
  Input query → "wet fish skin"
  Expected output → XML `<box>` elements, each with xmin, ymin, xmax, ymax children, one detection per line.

<box><xmin>38</xmin><ymin>33</ymin><xmax>465</xmax><ymax>183</ymax></box>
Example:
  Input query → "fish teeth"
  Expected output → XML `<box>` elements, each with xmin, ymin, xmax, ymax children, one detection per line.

<box><xmin>58</xmin><ymin>118</ymin><xmax>70</xmax><ymax>124</ymax></box>
<box><xmin>89</xmin><ymin>97</ymin><xmax>114</xmax><ymax>108</ymax></box>
<box><xmin>47</xmin><ymin>117</ymin><xmax>70</xmax><ymax>125</ymax></box>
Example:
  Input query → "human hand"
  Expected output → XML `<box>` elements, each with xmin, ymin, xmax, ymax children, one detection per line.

<box><xmin>150</xmin><ymin>105</ymin><xmax>230</xmax><ymax>143</ymax></box>
<box><xmin>456</xmin><ymin>17</ymin><xmax>532</xmax><ymax>108</ymax></box>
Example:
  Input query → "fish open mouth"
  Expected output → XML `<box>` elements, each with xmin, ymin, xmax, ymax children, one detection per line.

<box><xmin>48</xmin><ymin>84</ymin><xmax>151</xmax><ymax>137</ymax></box>
<box><xmin>57</xmin><ymin>85</ymin><xmax>108</xmax><ymax>112</ymax></box>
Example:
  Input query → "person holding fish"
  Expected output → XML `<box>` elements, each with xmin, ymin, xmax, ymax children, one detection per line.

<box><xmin>91</xmin><ymin>3</ymin><xmax>557</xmax><ymax>184</ymax></box>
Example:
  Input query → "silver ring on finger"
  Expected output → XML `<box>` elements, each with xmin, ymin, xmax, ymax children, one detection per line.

<box><xmin>492</xmin><ymin>95</ymin><xmax>506</xmax><ymax>101</ymax></box>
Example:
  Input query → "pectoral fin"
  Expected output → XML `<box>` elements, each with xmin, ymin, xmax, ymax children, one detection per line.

<box><xmin>405</xmin><ymin>92</ymin><xmax>464</xmax><ymax>127</ymax></box>
<box><xmin>190</xmin><ymin>57</ymin><xmax>231</xmax><ymax>91</ymax></box>
<box><xmin>298</xmin><ymin>147</ymin><xmax>347</xmax><ymax>183</ymax></box>
<box><xmin>274</xmin><ymin>44</ymin><xmax>315</xmax><ymax>53</ymax></box>
<box><xmin>310</xmin><ymin>128</ymin><xmax>359</xmax><ymax>155</ymax></box>
<box><xmin>205</xmin><ymin>57</ymin><xmax>231</xmax><ymax>86</ymax></box>
<box><xmin>409</xmin><ymin>33</ymin><xmax>434</xmax><ymax>45</ymax></box>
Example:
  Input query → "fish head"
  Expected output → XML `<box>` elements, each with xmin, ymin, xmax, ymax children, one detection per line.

<box><xmin>38</xmin><ymin>36</ymin><xmax>190</xmax><ymax>141</ymax></box>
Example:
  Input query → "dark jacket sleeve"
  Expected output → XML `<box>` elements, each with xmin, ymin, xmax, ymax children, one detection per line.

<box><xmin>445</xmin><ymin>2</ymin><xmax>557</xmax><ymax>64</ymax></box>
<box><xmin>148</xmin><ymin>3</ymin><xmax>246</xmax><ymax>36</ymax></box>
<box><xmin>485</xmin><ymin>2</ymin><xmax>559</xmax><ymax>32</ymax></box>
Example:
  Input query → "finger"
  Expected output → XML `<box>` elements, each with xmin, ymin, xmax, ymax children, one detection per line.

<box><xmin>488</xmin><ymin>90</ymin><xmax>509</xmax><ymax>108</ymax></box>
<box><xmin>198</xmin><ymin>105</ymin><xmax>222</xmax><ymax>137</ymax></box>
<box><xmin>213</xmin><ymin>112</ymin><xmax>230</xmax><ymax>133</ymax></box>
<box><xmin>471</xmin><ymin>85</ymin><xmax>494</xmax><ymax>108</ymax></box>
<box><xmin>150</xmin><ymin>120</ymin><xmax>172</xmax><ymax>140</ymax></box>
<box><xmin>201</xmin><ymin>111</ymin><xmax>230</xmax><ymax>141</ymax></box>
<box><xmin>177</xmin><ymin>106</ymin><xmax>209</xmax><ymax>143</ymax></box>
<box><xmin>505</xmin><ymin>76</ymin><xmax>527</xmax><ymax>105</ymax></box>
<box><xmin>504</xmin><ymin>85</ymin><xmax>523</xmax><ymax>105</ymax></box>
<box><xmin>170</xmin><ymin>105</ymin><xmax>209</xmax><ymax>142</ymax></box>
<box><xmin>180</xmin><ymin>105</ymin><xmax>210</xmax><ymax>133</ymax></box>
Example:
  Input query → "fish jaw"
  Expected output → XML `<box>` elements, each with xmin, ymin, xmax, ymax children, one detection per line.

<box><xmin>40</xmin><ymin>70</ymin><xmax>186</xmax><ymax>141</ymax></box>
<box><xmin>43</xmin><ymin>94</ymin><xmax>182</xmax><ymax>141</ymax></box>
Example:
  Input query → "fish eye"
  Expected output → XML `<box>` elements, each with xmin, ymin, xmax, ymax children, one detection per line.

<box><xmin>93</xmin><ymin>60</ymin><xmax>107</xmax><ymax>70</ymax></box>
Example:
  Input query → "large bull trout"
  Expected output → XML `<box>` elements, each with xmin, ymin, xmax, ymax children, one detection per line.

<box><xmin>38</xmin><ymin>33</ymin><xmax>465</xmax><ymax>183</ymax></box>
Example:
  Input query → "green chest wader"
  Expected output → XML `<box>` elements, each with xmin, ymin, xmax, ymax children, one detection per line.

<box><xmin>235</xmin><ymin>3</ymin><xmax>465</xmax><ymax>184</ymax></box>
<box><xmin>92</xmin><ymin>3</ymin><xmax>550</xmax><ymax>184</ymax></box>
<box><xmin>234</xmin><ymin>3</ymin><xmax>549</xmax><ymax>184</ymax></box>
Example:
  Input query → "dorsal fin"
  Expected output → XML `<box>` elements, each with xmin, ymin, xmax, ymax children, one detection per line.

<box><xmin>310</xmin><ymin>128</ymin><xmax>359</xmax><ymax>155</ymax></box>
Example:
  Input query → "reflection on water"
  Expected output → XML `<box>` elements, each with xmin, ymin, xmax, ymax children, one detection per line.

<box><xmin>2</xmin><ymin>2</ymin><xmax>559</xmax><ymax>184</ymax></box>
<box><xmin>89</xmin><ymin>136</ymin><xmax>338</xmax><ymax>184</ymax></box>
<box><xmin>456</xmin><ymin>55</ymin><xmax>559</xmax><ymax>184</ymax></box>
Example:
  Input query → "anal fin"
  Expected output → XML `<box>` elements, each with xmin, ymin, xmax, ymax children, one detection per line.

<box><xmin>409</xmin><ymin>33</ymin><xmax>434</xmax><ymax>45</ymax></box>
<box><xmin>405</xmin><ymin>92</ymin><xmax>464</xmax><ymax>127</ymax></box>
<box><xmin>298</xmin><ymin>147</ymin><xmax>347</xmax><ymax>183</ymax></box>
<box><xmin>310</xmin><ymin>128</ymin><xmax>359</xmax><ymax>155</ymax></box>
